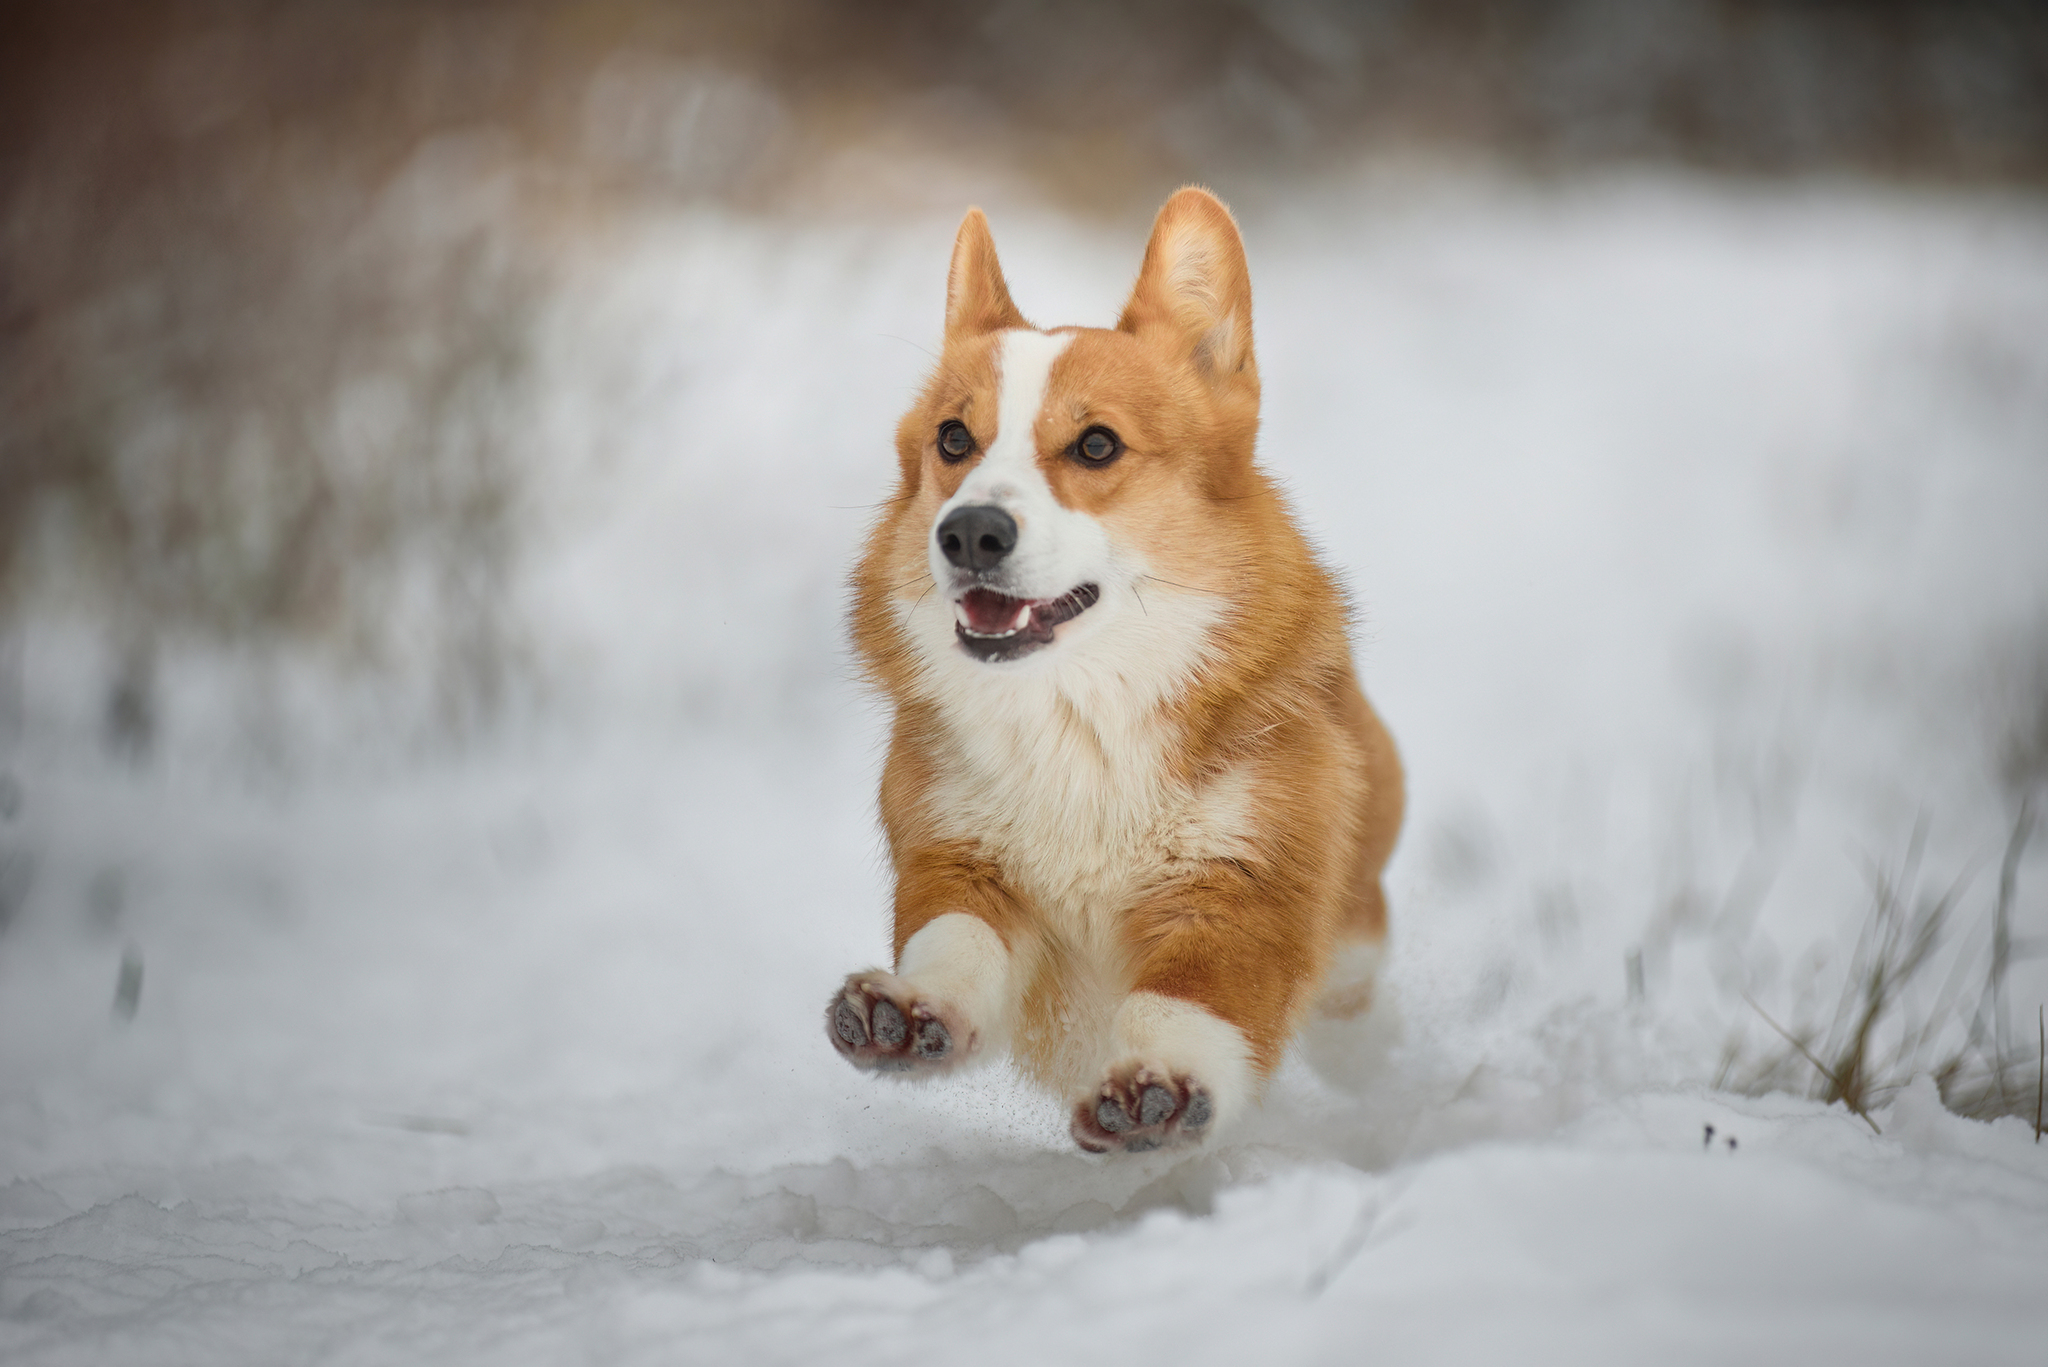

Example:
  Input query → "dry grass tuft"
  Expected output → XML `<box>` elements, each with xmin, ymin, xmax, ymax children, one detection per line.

<box><xmin>1722</xmin><ymin>802</ymin><xmax>2045</xmax><ymax>1128</ymax></box>
<box><xmin>2035</xmin><ymin>1005</ymin><xmax>2043</xmax><ymax>1143</ymax></box>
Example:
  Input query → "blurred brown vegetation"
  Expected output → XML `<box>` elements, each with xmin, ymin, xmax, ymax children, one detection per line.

<box><xmin>2</xmin><ymin>0</ymin><xmax>2045</xmax><ymax>746</ymax></box>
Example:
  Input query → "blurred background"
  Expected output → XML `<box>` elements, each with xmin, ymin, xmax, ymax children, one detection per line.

<box><xmin>2</xmin><ymin>0</ymin><xmax>2047</xmax><ymax>1193</ymax></box>
<box><xmin>7</xmin><ymin>0</ymin><xmax>2047</xmax><ymax>730</ymax></box>
<box><xmin>5</xmin><ymin>0</ymin><xmax>2047</xmax><ymax>739</ymax></box>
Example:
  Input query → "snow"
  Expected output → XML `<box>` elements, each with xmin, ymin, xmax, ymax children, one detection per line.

<box><xmin>4</xmin><ymin>168</ymin><xmax>2048</xmax><ymax>1363</ymax></box>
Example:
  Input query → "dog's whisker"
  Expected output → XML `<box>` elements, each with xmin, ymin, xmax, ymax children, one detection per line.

<box><xmin>1138</xmin><ymin>574</ymin><xmax>1224</xmax><ymax>596</ymax></box>
<box><xmin>828</xmin><ymin>494</ymin><xmax>917</xmax><ymax>510</ymax></box>
<box><xmin>878</xmin><ymin>333</ymin><xmax>983</xmax><ymax>402</ymax></box>
<box><xmin>879</xmin><ymin>333</ymin><xmax>941</xmax><ymax>362</ymax></box>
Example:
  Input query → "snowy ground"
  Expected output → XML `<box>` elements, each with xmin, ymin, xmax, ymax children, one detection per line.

<box><xmin>4</xmin><ymin>169</ymin><xmax>2048</xmax><ymax>1363</ymax></box>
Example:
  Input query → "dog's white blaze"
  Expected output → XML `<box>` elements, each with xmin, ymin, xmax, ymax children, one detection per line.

<box><xmin>895</xmin><ymin>912</ymin><xmax>1015</xmax><ymax>1064</ymax></box>
<box><xmin>928</xmin><ymin>329</ymin><xmax>1105</xmax><ymax>600</ymax></box>
<box><xmin>1105</xmin><ymin>991</ymin><xmax>1255</xmax><ymax>1136</ymax></box>
<box><xmin>984</xmin><ymin>328</ymin><xmax>1067</xmax><ymax>473</ymax></box>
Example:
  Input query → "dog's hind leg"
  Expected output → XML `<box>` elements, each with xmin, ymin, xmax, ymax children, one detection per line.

<box><xmin>1302</xmin><ymin>702</ymin><xmax>1404</xmax><ymax>1092</ymax></box>
<box><xmin>1300</xmin><ymin>928</ymin><xmax>1401</xmax><ymax>1094</ymax></box>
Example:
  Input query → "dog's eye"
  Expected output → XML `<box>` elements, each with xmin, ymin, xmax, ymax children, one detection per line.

<box><xmin>1072</xmin><ymin>426</ymin><xmax>1122</xmax><ymax>468</ymax></box>
<box><xmin>937</xmin><ymin>420</ymin><xmax>974</xmax><ymax>462</ymax></box>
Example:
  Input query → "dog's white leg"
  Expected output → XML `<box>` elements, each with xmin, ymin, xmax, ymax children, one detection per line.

<box><xmin>897</xmin><ymin>912</ymin><xmax>1017</xmax><ymax>1056</ymax></box>
<box><xmin>1069</xmin><ymin>991</ymin><xmax>1255</xmax><ymax>1152</ymax></box>
<box><xmin>828</xmin><ymin>913</ymin><xmax>1016</xmax><ymax>1074</ymax></box>
<box><xmin>1300</xmin><ymin>938</ymin><xmax>1400</xmax><ymax>1094</ymax></box>
<box><xmin>1314</xmin><ymin>938</ymin><xmax>1384</xmax><ymax>1020</ymax></box>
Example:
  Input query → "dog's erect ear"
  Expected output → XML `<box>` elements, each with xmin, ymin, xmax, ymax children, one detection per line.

<box><xmin>1117</xmin><ymin>187</ymin><xmax>1257</xmax><ymax>393</ymax></box>
<box><xmin>945</xmin><ymin>208</ymin><xmax>1029</xmax><ymax>340</ymax></box>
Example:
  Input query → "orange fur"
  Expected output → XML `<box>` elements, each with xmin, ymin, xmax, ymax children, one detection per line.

<box><xmin>832</xmin><ymin>188</ymin><xmax>1403</xmax><ymax>1150</ymax></box>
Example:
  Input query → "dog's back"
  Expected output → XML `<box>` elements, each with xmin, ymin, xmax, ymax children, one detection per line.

<box><xmin>831</xmin><ymin>187</ymin><xmax>1402</xmax><ymax>1153</ymax></box>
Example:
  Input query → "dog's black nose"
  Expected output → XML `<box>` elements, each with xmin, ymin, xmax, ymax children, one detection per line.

<box><xmin>936</xmin><ymin>504</ymin><xmax>1017</xmax><ymax>572</ymax></box>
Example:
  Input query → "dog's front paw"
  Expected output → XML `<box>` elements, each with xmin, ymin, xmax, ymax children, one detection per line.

<box><xmin>827</xmin><ymin>972</ymin><xmax>966</xmax><ymax>1073</ymax></box>
<box><xmin>1070</xmin><ymin>1062</ymin><xmax>1214</xmax><ymax>1154</ymax></box>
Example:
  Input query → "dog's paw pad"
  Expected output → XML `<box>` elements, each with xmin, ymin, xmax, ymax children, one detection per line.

<box><xmin>833</xmin><ymin>999</ymin><xmax>868</xmax><ymax>1048</ymax></box>
<box><xmin>914</xmin><ymin>1017</ymin><xmax>951</xmax><ymax>1059</ymax></box>
<box><xmin>1071</xmin><ymin>1064</ymin><xmax>1213</xmax><ymax>1154</ymax></box>
<box><xmin>871</xmin><ymin>999</ymin><xmax>907</xmax><ymax>1048</ymax></box>
<box><xmin>827</xmin><ymin>974</ymin><xmax>964</xmax><ymax>1074</ymax></box>
<box><xmin>1138</xmin><ymin>1084</ymin><xmax>1175</xmax><ymax>1126</ymax></box>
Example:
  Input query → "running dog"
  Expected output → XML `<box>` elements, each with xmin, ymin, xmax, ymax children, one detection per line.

<box><xmin>828</xmin><ymin>187</ymin><xmax>1403</xmax><ymax>1153</ymax></box>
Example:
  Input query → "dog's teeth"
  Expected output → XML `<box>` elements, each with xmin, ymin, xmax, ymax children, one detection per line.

<box><xmin>954</xmin><ymin>596</ymin><xmax>1036</xmax><ymax>639</ymax></box>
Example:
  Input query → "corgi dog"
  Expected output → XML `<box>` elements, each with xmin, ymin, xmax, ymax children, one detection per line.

<box><xmin>828</xmin><ymin>187</ymin><xmax>1403</xmax><ymax>1153</ymax></box>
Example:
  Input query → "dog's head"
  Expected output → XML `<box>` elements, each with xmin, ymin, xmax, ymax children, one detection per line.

<box><xmin>863</xmin><ymin>187</ymin><xmax>1266</xmax><ymax>682</ymax></box>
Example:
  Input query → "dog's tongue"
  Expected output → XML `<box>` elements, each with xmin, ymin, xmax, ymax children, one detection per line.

<box><xmin>958</xmin><ymin>588</ymin><xmax>1034</xmax><ymax>636</ymax></box>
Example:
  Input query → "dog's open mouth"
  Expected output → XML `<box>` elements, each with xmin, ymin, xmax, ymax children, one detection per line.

<box><xmin>952</xmin><ymin>584</ymin><xmax>1100</xmax><ymax>662</ymax></box>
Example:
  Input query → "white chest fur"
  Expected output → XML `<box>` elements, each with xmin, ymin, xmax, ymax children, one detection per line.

<box><xmin>912</xmin><ymin>584</ymin><xmax>1238</xmax><ymax>948</ymax></box>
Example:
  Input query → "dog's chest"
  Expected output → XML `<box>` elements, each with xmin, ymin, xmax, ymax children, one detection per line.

<box><xmin>926</xmin><ymin>674</ymin><xmax>1258</xmax><ymax>944</ymax></box>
